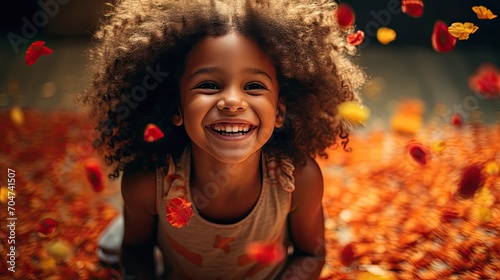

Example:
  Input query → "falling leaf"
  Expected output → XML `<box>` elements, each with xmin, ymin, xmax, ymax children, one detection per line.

<box><xmin>448</xmin><ymin>22</ymin><xmax>478</xmax><ymax>40</ymax></box>
<box><xmin>144</xmin><ymin>123</ymin><xmax>164</xmax><ymax>142</ymax></box>
<box><xmin>25</xmin><ymin>41</ymin><xmax>53</xmax><ymax>66</ymax></box>
<box><xmin>84</xmin><ymin>159</ymin><xmax>104</xmax><ymax>192</ymax></box>
<box><xmin>338</xmin><ymin>101</ymin><xmax>370</xmax><ymax>124</ymax></box>
<box><xmin>376</xmin><ymin>27</ymin><xmax>396</xmax><ymax>45</ymax></box>
<box><xmin>10</xmin><ymin>105</ymin><xmax>25</xmax><ymax>126</ymax></box>
<box><xmin>468</xmin><ymin>63</ymin><xmax>500</xmax><ymax>99</ymax></box>
<box><xmin>451</xmin><ymin>112</ymin><xmax>463</xmax><ymax>126</ymax></box>
<box><xmin>401</xmin><ymin>0</ymin><xmax>424</xmax><ymax>18</ymax></box>
<box><xmin>336</xmin><ymin>3</ymin><xmax>355</xmax><ymax>28</ymax></box>
<box><xmin>456</xmin><ymin>164</ymin><xmax>485</xmax><ymax>199</ymax></box>
<box><xmin>472</xmin><ymin>6</ymin><xmax>497</xmax><ymax>20</ymax></box>
<box><xmin>245</xmin><ymin>240</ymin><xmax>285</xmax><ymax>265</ymax></box>
<box><xmin>406</xmin><ymin>140</ymin><xmax>431</xmax><ymax>165</ymax></box>
<box><xmin>166</xmin><ymin>197</ymin><xmax>194</xmax><ymax>228</ymax></box>
<box><xmin>347</xmin><ymin>30</ymin><xmax>365</xmax><ymax>46</ymax></box>
<box><xmin>484</xmin><ymin>161</ymin><xmax>499</xmax><ymax>176</ymax></box>
<box><xmin>38</xmin><ymin>218</ymin><xmax>58</xmax><ymax>237</ymax></box>
<box><xmin>431</xmin><ymin>20</ymin><xmax>457</xmax><ymax>53</ymax></box>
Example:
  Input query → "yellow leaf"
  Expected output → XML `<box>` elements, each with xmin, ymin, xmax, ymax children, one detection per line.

<box><xmin>338</xmin><ymin>101</ymin><xmax>370</xmax><ymax>124</ymax></box>
<box><xmin>431</xmin><ymin>141</ymin><xmax>446</xmax><ymax>153</ymax></box>
<box><xmin>484</xmin><ymin>161</ymin><xmax>499</xmax><ymax>176</ymax></box>
<box><xmin>471</xmin><ymin>204</ymin><xmax>492</xmax><ymax>223</ymax></box>
<box><xmin>472</xmin><ymin>6</ymin><xmax>497</xmax><ymax>20</ymax></box>
<box><xmin>10</xmin><ymin>106</ymin><xmax>25</xmax><ymax>126</ymax></box>
<box><xmin>376</xmin><ymin>27</ymin><xmax>396</xmax><ymax>45</ymax></box>
<box><xmin>448</xmin><ymin>22</ymin><xmax>479</xmax><ymax>40</ymax></box>
<box><xmin>473</xmin><ymin>186</ymin><xmax>494</xmax><ymax>207</ymax></box>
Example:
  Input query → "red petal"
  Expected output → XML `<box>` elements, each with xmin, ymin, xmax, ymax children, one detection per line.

<box><xmin>347</xmin><ymin>30</ymin><xmax>365</xmax><ymax>46</ymax></box>
<box><xmin>25</xmin><ymin>41</ymin><xmax>53</xmax><ymax>66</ymax></box>
<box><xmin>336</xmin><ymin>3</ymin><xmax>355</xmax><ymax>28</ymax></box>
<box><xmin>340</xmin><ymin>243</ymin><xmax>356</xmax><ymax>266</ymax></box>
<box><xmin>245</xmin><ymin>240</ymin><xmax>285</xmax><ymax>265</ymax></box>
<box><xmin>166</xmin><ymin>197</ymin><xmax>194</xmax><ymax>228</ymax></box>
<box><xmin>144</xmin><ymin>123</ymin><xmax>165</xmax><ymax>142</ymax></box>
<box><xmin>38</xmin><ymin>218</ymin><xmax>58</xmax><ymax>236</ymax></box>
<box><xmin>431</xmin><ymin>20</ymin><xmax>457</xmax><ymax>53</ymax></box>
<box><xmin>456</xmin><ymin>164</ymin><xmax>485</xmax><ymax>199</ymax></box>
<box><xmin>468</xmin><ymin>63</ymin><xmax>500</xmax><ymax>99</ymax></box>
<box><xmin>401</xmin><ymin>0</ymin><xmax>424</xmax><ymax>18</ymax></box>
<box><xmin>84</xmin><ymin>159</ymin><xmax>104</xmax><ymax>192</ymax></box>
<box><xmin>451</xmin><ymin>112</ymin><xmax>463</xmax><ymax>126</ymax></box>
<box><xmin>406</xmin><ymin>140</ymin><xmax>430</xmax><ymax>165</ymax></box>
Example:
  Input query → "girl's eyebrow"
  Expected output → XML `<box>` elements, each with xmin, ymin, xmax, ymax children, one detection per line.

<box><xmin>187</xmin><ymin>67</ymin><xmax>273</xmax><ymax>84</ymax></box>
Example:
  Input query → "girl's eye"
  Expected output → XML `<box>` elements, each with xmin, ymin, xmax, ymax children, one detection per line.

<box><xmin>196</xmin><ymin>82</ymin><xmax>220</xmax><ymax>90</ymax></box>
<box><xmin>244</xmin><ymin>82</ymin><xmax>267</xmax><ymax>91</ymax></box>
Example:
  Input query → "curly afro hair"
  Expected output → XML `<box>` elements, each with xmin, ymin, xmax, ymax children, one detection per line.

<box><xmin>77</xmin><ymin>0</ymin><xmax>366</xmax><ymax>179</ymax></box>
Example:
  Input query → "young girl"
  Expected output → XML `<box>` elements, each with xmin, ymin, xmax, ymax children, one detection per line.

<box><xmin>78</xmin><ymin>0</ymin><xmax>365</xmax><ymax>279</ymax></box>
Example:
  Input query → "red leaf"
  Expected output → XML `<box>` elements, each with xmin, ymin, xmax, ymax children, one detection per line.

<box><xmin>431</xmin><ymin>20</ymin><xmax>457</xmax><ymax>53</ymax></box>
<box><xmin>468</xmin><ymin>63</ymin><xmax>500</xmax><ymax>99</ymax></box>
<box><xmin>456</xmin><ymin>164</ymin><xmax>485</xmax><ymax>199</ymax></box>
<box><xmin>401</xmin><ymin>0</ymin><xmax>424</xmax><ymax>18</ymax></box>
<box><xmin>25</xmin><ymin>41</ymin><xmax>53</xmax><ymax>66</ymax></box>
<box><xmin>166</xmin><ymin>197</ymin><xmax>193</xmax><ymax>228</ymax></box>
<box><xmin>451</xmin><ymin>112</ymin><xmax>463</xmax><ymax>126</ymax></box>
<box><xmin>336</xmin><ymin>3</ymin><xmax>355</xmax><ymax>28</ymax></box>
<box><xmin>38</xmin><ymin>218</ymin><xmax>57</xmax><ymax>237</ymax></box>
<box><xmin>340</xmin><ymin>243</ymin><xmax>356</xmax><ymax>266</ymax></box>
<box><xmin>245</xmin><ymin>240</ymin><xmax>285</xmax><ymax>265</ymax></box>
<box><xmin>84</xmin><ymin>159</ymin><xmax>104</xmax><ymax>192</ymax></box>
<box><xmin>406</xmin><ymin>140</ymin><xmax>430</xmax><ymax>165</ymax></box>
<box><xmin>144</xmin><ymin>123</ymin><xmax>164</xmax><ymax>142</ymax></box>
<box><xmin>347</xmin><ymin>30</ymin><xmax>365</xmax><ymax>46</ymax></box>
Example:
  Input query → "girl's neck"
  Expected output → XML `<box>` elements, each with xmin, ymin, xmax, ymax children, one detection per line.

<box><xmin>189</xmin><ymin>145</ymin><xmax>262</xmax><ymax>198</ymax></box>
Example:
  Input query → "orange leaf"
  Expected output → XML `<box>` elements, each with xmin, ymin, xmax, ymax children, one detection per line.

<box><xmin>166</xmin><ymin>197</ymin><xmax>194</xmax><ymax>228</ymax></box>
<box><xmin>347</xmin><ymin>30</ymin><xmax>365</xmax><ymax>46</ymax></box>
<box><xmin>448</xmin><ymin>22</ymin><xmax>478</xmax><ymax>40</ymax></box>
<box><xmin>472</xmin><ymin>6</ymin><xmax>497</xmax><ymax>20</ymax></box>
<box><xmin>144</xmin><ymin>123</ymin><xmax>164</xmax><ymax>142</ymax></box>
<box><xmin>335</xmin><ymin>3</ymin><xmax>355</xmax><ymax>28</ymax></box>
<box><xmin>431</xmin><ymin>20</ymin><xmax>457</xmax><ymax>53</ymax></box>
<box><xmin>245</xmin><ymin>240</ymin><xmax>285</xmax><ymax>265</ymax></box>
<box><xmin>25</xmin><ymin>41</ymin><xmax>53</xmax><ymax>66</ymax></box>
<box><xmin>401</xmin><ymin>0</ymin><xmax>424</xmax><ymax>18</ymax></box>
<box><xmin>84</xmin><ymin>159</ymin><xmax>104</xmax><ymax>192</ymax></box>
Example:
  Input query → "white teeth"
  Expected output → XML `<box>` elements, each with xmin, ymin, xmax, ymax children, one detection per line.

<box><xmin>211</xmin><ymin>124</ymin><xmax>252</xmax><ymax>133</ymax></box>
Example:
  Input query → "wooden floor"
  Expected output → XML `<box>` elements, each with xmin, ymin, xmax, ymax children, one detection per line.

<box><xmin>0</xmin><ymin>37</ymin><xmax>499</xmax><ymax>129</ymax></box>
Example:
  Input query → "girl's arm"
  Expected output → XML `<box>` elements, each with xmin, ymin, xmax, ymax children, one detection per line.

<box><xmin>280</xmin><ymin>157</ymin><xmax>326</xmax><ymax>280</ymax></box>
<box><xmin>120</xmin><ymin>165</ymin><xmax>158</xmax><ymax>280</ymax></box>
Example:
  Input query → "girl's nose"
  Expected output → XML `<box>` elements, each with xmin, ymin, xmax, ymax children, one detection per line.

<box><xmin>216</xmin><ymin>87</ymin><xmax>248</xmax><ymax>112</ymax></box>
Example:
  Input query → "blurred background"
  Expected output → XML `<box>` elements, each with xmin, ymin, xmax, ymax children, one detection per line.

<box><xmin>0</xmin><ymin>0</ymin><xmax>499</xmax><ymax>126</ymax></box>
<box><xmin>1</xmin><ymin>1</ymin><xmax>499</xmax><ymax>279</ymax></box>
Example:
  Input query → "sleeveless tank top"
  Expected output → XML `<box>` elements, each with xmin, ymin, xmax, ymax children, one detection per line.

<box><xmin>155</xmin><ymin>145</ymin><xmax>295</xmax><ymax>279</ymax></box>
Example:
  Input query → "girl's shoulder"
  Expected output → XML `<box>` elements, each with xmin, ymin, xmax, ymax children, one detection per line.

<box><xmin>290</xmin><ymin>156</ymin><xmax>323</xmax><ymax>211</ymax></box>
<box><xmin>121</xmin><ymin>162</ymin><xmax>159</xmax><ymax>215</ymax></box>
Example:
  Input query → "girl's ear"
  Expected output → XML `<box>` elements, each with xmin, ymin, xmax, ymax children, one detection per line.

<box><xmin>275</xmin><ymin>98</ymin><xmax>286</xmax><ymax>129</ymax></box>
<box><xmin>172</xmin><ymin>107</ymin><xmax>183</xmax><ymax>126</ymax></box>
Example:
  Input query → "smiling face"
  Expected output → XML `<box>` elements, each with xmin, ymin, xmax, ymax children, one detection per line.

<box><xmin>179</xmin><ymin>32</ymin><xmax>282</xmax><ymax>164</ymax></box>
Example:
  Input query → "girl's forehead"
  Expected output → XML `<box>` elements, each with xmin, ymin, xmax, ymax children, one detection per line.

<box><xmin>183</xmin><ymin>32</ymin><xmax>276</xmax><ymax>77</ymax></box>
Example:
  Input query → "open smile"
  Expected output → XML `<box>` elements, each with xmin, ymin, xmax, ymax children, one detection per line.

<box><xmin>207</xmin><ymin>123</ymin><xmax>257</xmax><ymax>137</ymax></box>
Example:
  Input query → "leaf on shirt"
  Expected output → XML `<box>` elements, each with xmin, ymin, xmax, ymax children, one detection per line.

<box><xmin>245</xmin><ymin>240</ymin><xmax>285</xmax><ymax>265</ymax></box>
<box><xmin>166</xmin><ymin>197</ymin><xmax>194</xmax><ymax>228</ymax></box>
